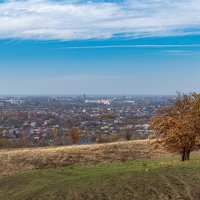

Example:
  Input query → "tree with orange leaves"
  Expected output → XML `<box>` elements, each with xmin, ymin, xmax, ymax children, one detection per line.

<box><xmin>66</xmin><ymin>127</ymin><xmax>81</xmax><ymax>144</ymax></box>
<box><xmin>150</xmin><ymin>93</ymin><xmax>200</xmax><ymax>161</ymax></box>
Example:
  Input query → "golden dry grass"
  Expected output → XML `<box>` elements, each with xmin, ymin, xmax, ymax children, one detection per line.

<box><xmin>0</xmin><ymin>139</ymin><xmax>171</xmax><ymax>176</ymax></box>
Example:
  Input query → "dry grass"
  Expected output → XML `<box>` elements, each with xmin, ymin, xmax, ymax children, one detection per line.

<box><xmin>0</xmin><ymin>139</ymin><xmax>171</xmax><ymax>176</ymax></box>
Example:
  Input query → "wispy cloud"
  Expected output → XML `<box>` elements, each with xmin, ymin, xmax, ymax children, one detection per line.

<box><xmin>157</xmin><ymin>49</ymin><xmax>200</xmax><ymax>56</ymax></box>
<box><xmin>161</xmin><ymin>50</ymin><xmax>191</xmax><ymax>53</ymax></box>
<box><xmin>1</xmin><ymin>0</ymin><xmax>200</xmax><ymax>40</ymax></box>
<box><xmin>62</xmin><ymin>45</ymin><xmax>200</xmax><ymax>49</ymax></box>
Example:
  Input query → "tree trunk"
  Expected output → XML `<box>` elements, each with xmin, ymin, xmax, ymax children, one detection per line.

<box><xmin>186</xmin><ymin>150</ymin><xmax>190</xmax><ymax>161</ymax></box>
<box><xmin>182</xmin><ymin>147</ymin><xmax>186</xmax><ymax>162</ymax></box>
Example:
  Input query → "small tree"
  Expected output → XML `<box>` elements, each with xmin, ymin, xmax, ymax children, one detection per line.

<box><xmin>125</xmin><ymin>130</ymin><xmax>132</xmax><ymax>141</ymax></box>
<box><xmin>150</xmin><ymin>93</ymin><xmax>200</xmax><ymax>161</ymax></box>
<box><xmin>66</xmin><ymin>127</ymin><xmax>81</xmax><ymax>144</ymax></box>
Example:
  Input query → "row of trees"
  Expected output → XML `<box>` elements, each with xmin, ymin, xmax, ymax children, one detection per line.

<box><xmin>0</xmin><ymin>127</ymin><xmax>81</xmax><ymax>148</ymax></box>
<box><xmin>150</xmin><ymin>93</ymin><xmax>200</xmax><ymax>161</ymax></box>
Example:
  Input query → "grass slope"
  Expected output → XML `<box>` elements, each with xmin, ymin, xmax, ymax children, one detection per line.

<box><xmin>0</xmin><ymin>140</ymin><xmax>169</xmax><ymax>176</ymax></box>
<box><xmin>0</xmin><ymin>155</ymin><xmax>200</xmax><ymax>200</ymax></box>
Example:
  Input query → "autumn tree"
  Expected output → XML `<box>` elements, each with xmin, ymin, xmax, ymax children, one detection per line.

<box><xmin>65</xmin><ymin>127</ymin><xmax>81</xmax><ymax>144</ymax></box>
<box><xmin>150</xmin><ymin>93</ymin><xmax>200</xmax><ymax>161</ymax></box>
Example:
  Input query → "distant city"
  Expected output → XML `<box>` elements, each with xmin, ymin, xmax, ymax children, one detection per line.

<box><xmin>0</xmin><ymin>95</ymin><xmax>172</xmax><ymax>147</ymax></box>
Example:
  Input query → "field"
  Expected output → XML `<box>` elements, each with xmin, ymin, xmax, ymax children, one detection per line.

<box><xmin>0</xmin><ymin>140</ymin><xmax>200</xmax><ymax>200</ymax></box>
<box><xmin>0</xmin><ymin>140</ymin><xmax>169</xmax><ymax>176</ymax></box>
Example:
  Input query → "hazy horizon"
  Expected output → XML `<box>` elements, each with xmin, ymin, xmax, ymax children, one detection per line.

<box><xmin>0</xmin><ymin>93</ymin><xmax>174</xmax><ymax>97</ymax></box>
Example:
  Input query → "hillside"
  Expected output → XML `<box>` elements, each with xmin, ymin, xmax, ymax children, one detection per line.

<box><xmin>0</xmin><ymin>155</ymin><xmax>200</xmax><ymax>200</ymax></box>
<box><xmin>0</xmin><ymin>140</ymin><xmax>170</xmax><ymax>176</ymax></box>
<box><xmin>1</xmin><ymin>140</ymin><xmax>200</xmax><ymax>200</ymax></box>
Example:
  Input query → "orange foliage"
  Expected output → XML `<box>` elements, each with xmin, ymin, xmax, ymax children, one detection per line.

<box><xmin>65</xmin><ymin>127</ymin><xmax>81</xmax><ymax>144</ymax></box>
<box><xmin>150</xmin><ymin>93</ymin><xmax>200</xmax><ymax>161</ymax></box>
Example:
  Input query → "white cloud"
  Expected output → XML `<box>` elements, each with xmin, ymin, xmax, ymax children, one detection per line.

<box><xmin>0</xmin><ymin>0</ymin><xmax>200</xmax><ymax>40</ymax></box>
<box><xmin>62</xmin><ymin>44</ymin><xmax>200</xmax><ymax>49</ymax></box>
<box><xmin>161</xmin><ymin>50</ymin><xmax>191</xmax><ymax>53</ymax></box>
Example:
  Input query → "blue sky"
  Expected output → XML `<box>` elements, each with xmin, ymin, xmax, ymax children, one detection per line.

<box><xmin>0</xmin><ymin>0</ymin><xmax>200</xmax><ymax>95</ymax></box>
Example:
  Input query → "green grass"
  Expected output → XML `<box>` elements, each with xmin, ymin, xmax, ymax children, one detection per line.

<box><xmin>0</xmin><ymin>155</ymin><xmax>200</xmax><ymax>200</ymax></box>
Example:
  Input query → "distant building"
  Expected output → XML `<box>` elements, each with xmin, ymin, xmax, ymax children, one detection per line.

<box><xmin>85</xmin><ymin>99</ymin><xmax>110</xmax><ymax>105</ymax></box>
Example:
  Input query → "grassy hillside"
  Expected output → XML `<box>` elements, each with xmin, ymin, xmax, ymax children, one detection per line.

<box><xmin>1</xmin><ymin>140</ymin><xmax>200</xmax><ymax>200</ymax></box>
<box><xmin>0</xmin><ymin>155</ymin><xmax>200</xmax><ymax>200</ymax></box>
<box><xmin>0</xmin><ymin>140</ymin><xmax>170</xmax><ymax>176</ymax></box>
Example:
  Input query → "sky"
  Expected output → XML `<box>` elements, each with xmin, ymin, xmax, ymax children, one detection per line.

<box><xmin>0</xmin><ymin>0</ymin><xmax>200</xmax><ymax>95</ymax></box>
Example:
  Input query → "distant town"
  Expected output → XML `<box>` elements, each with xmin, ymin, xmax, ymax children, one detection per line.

<box><xmin>0</xmin><ymin>95</ymin><xmax>172</xmax><ymax>148</ymax></box>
